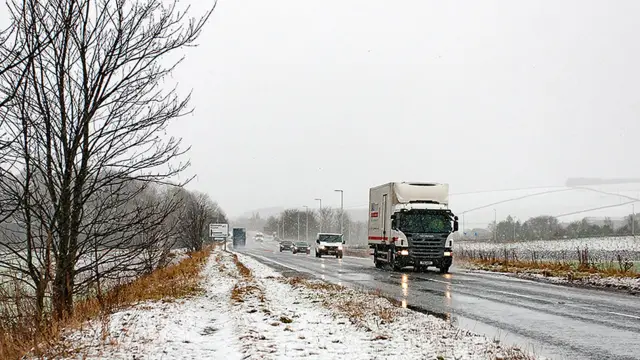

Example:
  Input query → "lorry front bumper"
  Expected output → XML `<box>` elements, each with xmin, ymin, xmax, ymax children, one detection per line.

<box><xmin>396</xmin><ymin>249</ymin><xmax>452</xmax><ymax>268</ymax></box>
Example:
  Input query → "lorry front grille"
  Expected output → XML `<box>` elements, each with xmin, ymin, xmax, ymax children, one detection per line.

<box><xmin>408</xmin><ymin>236</ymin><xmax>447</xmax><ymax>259</ymax></box>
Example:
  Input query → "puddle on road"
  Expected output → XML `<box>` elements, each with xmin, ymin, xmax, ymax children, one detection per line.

<box><xmin>340</xmin><ymin>273</ymin><xmax>375</xmax><ymax>281</ymax></box>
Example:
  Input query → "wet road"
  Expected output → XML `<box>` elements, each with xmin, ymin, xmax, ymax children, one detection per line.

<box><xmin>237</xmin><ymin>238</ymin><xmax>640</xmax><ymax>360</ymax></box>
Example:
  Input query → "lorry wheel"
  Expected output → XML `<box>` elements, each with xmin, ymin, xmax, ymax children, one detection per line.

<box><xmin>439</xmin><ymin>266</ymin><xmax>450</xmax><ymax>274</ymax></box>
<box><xmin>388</xmin><ymin>250</ymin><xmax>401</xmax><ymax>271</ymax></box>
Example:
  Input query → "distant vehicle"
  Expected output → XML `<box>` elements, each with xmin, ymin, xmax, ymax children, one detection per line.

<box><xmin>254</xmin><ymin>232</ymin><xmax>264</xmax><ymax>242</ymax></box>
<box><xmin>368</xmin><ymin>182</ymin><xmax>458</xmax><ymax>273</ymax></box>
<box><xmin>315</xmin><ymin>233</ymin><xmax>343</xmax><ymax>258</ymax></box>
<box><xmin>232</xmin><ymin>228</ymin><xmax>246</xmax><ymax>248</ymax></box>
<box><xmin>292</xmin><ymin>241</ymin><xmax>310</xmax><ymax>254</ymax></box>
<box><xmin>279</xmin><ymin>240</ymin><xmax>294</xmax><ymax>252</ymax></box>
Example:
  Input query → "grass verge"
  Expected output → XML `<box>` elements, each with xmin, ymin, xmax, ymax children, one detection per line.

<box><xmin>284</xmin><ymin>277</ymin><xmax>398</xmax><ymax>327</ymax></box>
<box><xmin>229</xmin><ymin>253</ymin><xmax>264</xmax><ymax>303</ymax></box>
<box><xmin>0</xmin><ymin>247</ymin><xmax>211</xmax><ymax>360</ymax></box>
<box><xmin>458</xmin><ymin>256</ymin><xmax>640</xmax><ymax>281</ymax></box>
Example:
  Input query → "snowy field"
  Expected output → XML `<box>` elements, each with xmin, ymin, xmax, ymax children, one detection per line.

<box><xmin>455</xmin><ymin>236</ymin><xmax>640</xmax><ymax>292</ymax></box>
<box><xmin>54</xmin><ymin>247</ymin><xmax>537</xmax><ymax>360</ymax></box>
<box><xmin>455</xmin><ymin>236</ymin><xmax>640</xmax><ymax>263</ymax></box>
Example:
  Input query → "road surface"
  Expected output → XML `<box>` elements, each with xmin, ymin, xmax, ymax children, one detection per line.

<box><xmin>238</xmin><ymin>236</ymin><xmax>640</xmax><ymax>360</ymax></box>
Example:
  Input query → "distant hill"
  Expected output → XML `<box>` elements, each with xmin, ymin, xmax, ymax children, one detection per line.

<box><xmin>236</xmin><ymin>206</ymin><xmax>285</xmax><ymax>220</ymax></box>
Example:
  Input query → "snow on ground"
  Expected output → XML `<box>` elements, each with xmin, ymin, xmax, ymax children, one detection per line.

<box><xmin>232</xmin><ymin>253</ymin><xmax>533</xmax><ymax>360</ymax></box>
<box><xmin>455</xmin><ymin>236</ymin><xmax>640</xmax><ymax>261</ymax></box>
<box><xmin>57</xmin><ymin>252</ymin><xmax>244</xmax><ymax>360</ymax></box>
<box><xmin>59</xmin><ymin>248</ymin><xmax>535</xmax><ymax>360</ymax></box>
<box><xmin>459</xmin><ymin>263</ymin><xmax>640</xmax><ymax>293</ymax></box>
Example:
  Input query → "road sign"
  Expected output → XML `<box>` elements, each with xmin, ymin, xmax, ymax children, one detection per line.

<box><xmin>209</xmin><ymin>223</ymin><xmax>229</xmax><ymax>239</ymax></box>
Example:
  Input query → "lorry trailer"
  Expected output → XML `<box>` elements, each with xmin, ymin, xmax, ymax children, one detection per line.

<box><xmin>367</xmin><ymin>182</ymin><xmax>458</xmax><ymax>273</ymax></box>
<box><xmin>232</xmin><ymin>228</ymin><xmax>246</xmax><ymax>248</ymax></box>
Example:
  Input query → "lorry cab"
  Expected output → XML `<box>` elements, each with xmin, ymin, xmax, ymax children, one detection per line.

<box><xmin>368</xmin><ymin>182</ymin><xmax>459</xmax><ymax>273</ymax></box>
<box><xmin>314</xmin><ymin>233</ymin><xmax>344</xmax><ymax>259</ymax></box>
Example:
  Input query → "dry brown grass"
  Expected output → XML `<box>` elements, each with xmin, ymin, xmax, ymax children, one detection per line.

<box><xmin>283</xmin><ymin>277</ymin><xmax>398</xmax><ymax>325</ymax></box>
<box><xmin>0</xmin><ymin>247</ymin><xmax>211</xmax><ymax>360</ymax></box>
<box><xmin>460</xmin><ymin>257</ymin><xmax>640</xmax><ymax>280</ymax></box>
<box><xmin>229</xmin><ymin>254</ymin><xmax>265</xmax><ymax>303</ymax></box>
<box><xmin>495</xmin><ymin>346</ymin><xmax>538</xmax><ymax>360</ymax></box>
<box><xmin>232</xmin><ymin>254</ymin><xmax>252</xmax><ymax>279</ymax></box>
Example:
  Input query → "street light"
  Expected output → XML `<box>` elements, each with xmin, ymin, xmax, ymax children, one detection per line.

<box><xmin>297</xmin><ymin>211</ymin><xmax>300</xmax><ymax>241</ymax></box>
<box><xmin>303</xmin><ymin>206</ymin><xmax>309</xmax><ymax>241</ymax></box>
<box><xmin>334</xmin><ymin>189</ymin><xmax>344</xmax><ymax>237</ymax></box>
<box><xmin>315</xmin><ymin>198</ymin><xmax>322</xmax><ymax>232</ymax></box>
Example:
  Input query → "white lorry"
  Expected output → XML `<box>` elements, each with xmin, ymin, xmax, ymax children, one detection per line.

<box><xmin>368</xmin><ymin>182</ymin><xmax>459</xmax><ymax>273</ymax></box>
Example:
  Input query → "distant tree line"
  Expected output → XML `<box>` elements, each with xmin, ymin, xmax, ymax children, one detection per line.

<box><xmin>260</xmin><ymin>208</ymin><xmax>369</xmax><ymax>246</ymax></box>
<box><xmin>483</xmin><ymin>214</ymin><xmax>639</xmax><ymax>242</ymax></box>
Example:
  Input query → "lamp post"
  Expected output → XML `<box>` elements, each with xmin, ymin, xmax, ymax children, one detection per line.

<box><xmin>315</xmin><ymin>198</ymin><xmax>322</xmax><ymax>232</ymax></box>
<box><xmin>334</xmin><ymin>189</ymin><xmax>344</xmax><ymax>237</ymax></box>
<box><xmin>297</xmin><ymin>211</ymin><xmax>300</xmax><ymax>241</ymax></box>
<box><xmin>303</xmin><ymin>206</ymin><xmax>309</xmax><ymax>241</ymax></box>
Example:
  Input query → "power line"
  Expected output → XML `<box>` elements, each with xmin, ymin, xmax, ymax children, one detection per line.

<box><xmin>554</xmin><ymin>200</ymin><xmax>638</xmax><ymax>218</ymax></box>
<box><xmin>460</xmin><ymin>188</ymin><xmax>574</xmax><ymax>214</ymax></box>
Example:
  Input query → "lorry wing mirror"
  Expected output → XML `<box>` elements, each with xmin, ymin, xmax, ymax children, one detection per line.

<box><xmin>453</xmin><ymin>219</ymin><xmax>459</xmax><ymax>232</ymax></box>
<box><xmin>316</xmin><ymin>239</ymin><xmax>320</xmax><ymax>244</ymax></box>
<box><xmin>391</xmin><ymin>219</ymin><xmax>397</xmax><ymax>230</ymax></box>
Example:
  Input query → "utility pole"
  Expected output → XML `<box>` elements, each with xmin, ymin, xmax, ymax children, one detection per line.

<box><xmin>315</xmin><ymin>198</ymin><xmax>322</xmax><ymax>232</ymax></box>
<box><xmin>633</xmin><ymin>204</ymin><xmax>636</xmax><ymax>237</ymax></box>
<box><xmin>334</xmin><ymin>189</ymin><xmax>344</xmax><ymax>238</ymax></box>
<box><xmin>493</xmin><ymin>209</ymin><xmax>497</xmax><ymax>242</ymax></box>
<box><xmin>303</xmin><ymin>206</ymin><xmax>309</xmax><ymax>242</ymax></box>
<box><xmin>462</xmin><ymin>212</ymin><xmax>465</xmax><ymax>237</ymax></box>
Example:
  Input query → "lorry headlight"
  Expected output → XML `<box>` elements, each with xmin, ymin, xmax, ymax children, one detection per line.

<box><xmin>400</xmin><ymin>250</ymin><xmax>409</xmax><ymax>256</ymax></box>
<box><xmin>444</xmin><ymin>251</ymin><xmax>452</xmax><ymax>257</ymax></box>
<box><xmin>319</xmin><ymin>245</ymin><xmax>325</xmax><ymax>250</ymax></box>
<box><xmin>338</xmin><ymin>245</ymin><xmax>343</xmax><ymax>250</ymax></box>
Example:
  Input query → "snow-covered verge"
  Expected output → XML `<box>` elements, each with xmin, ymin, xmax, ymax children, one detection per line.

<box><xmin>457</xmin><ymin>260</ymin><xmax>640</xmax><ymax>294</ymax></box>
<box><xmin>55</xmin><ymin>248</ymin><xmax>537</xmax><ymax>360</ymax></box>
<box><xmin>232</xmin><ymin>252</ymin><xmax>537</xmax><ymax>360</ymax></box>
<box><xmin>50</xmin><ymin>250</ymin><xmax>244</xmax><ymax>360</ymax></box>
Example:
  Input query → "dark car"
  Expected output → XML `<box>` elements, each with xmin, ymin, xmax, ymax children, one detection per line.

<box><xmin>292</xmin><ymin>242</ymin><xmax>310</xmax><ymax>254</ymax></box>
<box><xmin>279</xmin><ymin>240</ymin><xmax>293</xmax><ymax>252</ymax></box>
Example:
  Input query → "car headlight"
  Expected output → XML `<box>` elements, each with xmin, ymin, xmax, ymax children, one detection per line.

<box><xmin>399</xmin><ymin>249</ymin><xmax>409</xmax><ymax>256</ymax></box>
<box><xmin>444</xmin><ymin>251</ymin><xmax>452</xmax><ymax>257</ymax></box>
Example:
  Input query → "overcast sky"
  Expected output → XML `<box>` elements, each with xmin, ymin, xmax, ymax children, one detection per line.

<box><xmin>167</xmin><ymin>0</ymin><xmax>640</xmax><ymax>218</ymax></box>
<box><xmin>5</xmin><ymin>1</ymin><xmax>636</xmax><ymax>220</ymax></box>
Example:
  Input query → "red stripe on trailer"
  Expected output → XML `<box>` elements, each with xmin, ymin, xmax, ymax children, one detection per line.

<box><xmin>368</xmin><ymin>236</ymin><xmax>399</xmax><ymax>242</ymax></box>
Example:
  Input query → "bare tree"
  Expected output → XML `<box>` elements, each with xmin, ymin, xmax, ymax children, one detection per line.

<box><xmin>318</xmin><ymin>207</ymin><xmax>334</xmax><ymax>233</ymax></box>
<box><xmin>0</xmin><ymin>0</ymin><xmax>214</xmax><ymax>319</ymax></box>
<box><xmin>178</xmin><ymin>190</ymin><xmax>226</xmax><ymax>252</ymax></box>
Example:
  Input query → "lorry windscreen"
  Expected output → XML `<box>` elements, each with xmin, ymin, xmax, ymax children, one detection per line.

<box><xmin>398</xmin><ymin>212</ymin><xmax>452</xmax><ymax>233</ymax></box>
<box><xmin>318</xmin><ymin>234</ymin><xmax>342</xmax><ymax>243</ymax></box>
